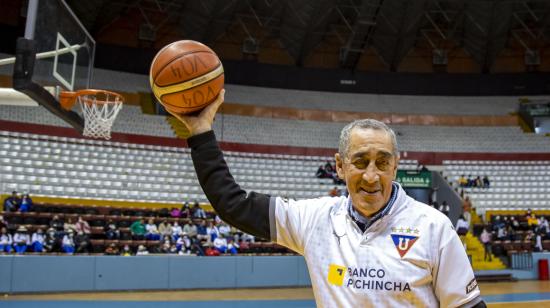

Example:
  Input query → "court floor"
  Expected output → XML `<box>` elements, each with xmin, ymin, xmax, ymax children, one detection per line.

<box><xmin>1</xmin><ymin>280</ymin><xmax>549</xmax><ymax>307</ymax></box>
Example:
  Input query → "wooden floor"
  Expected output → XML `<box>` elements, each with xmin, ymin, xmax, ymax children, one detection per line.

<box><xmin>3</xmin><ymin>280</ymin><xmax>550</xmax><ymax>307</ymax></box>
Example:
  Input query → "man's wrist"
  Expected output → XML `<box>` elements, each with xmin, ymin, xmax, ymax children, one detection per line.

<box><xmin>191</xmin><ymin>126</ymin><xmax>212</xmax><ymax>136</ymax></box>
<box><xmin>187</xmin><ymin>130</ymin><xmax>216</xmax><ymax>148</ymax></box>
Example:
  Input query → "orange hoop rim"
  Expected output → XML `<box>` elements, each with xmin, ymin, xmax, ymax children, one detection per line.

<box><xmin>59</xmin><ymin>89</ymin><xmax>124</xmax><ymax>110</ymax></box>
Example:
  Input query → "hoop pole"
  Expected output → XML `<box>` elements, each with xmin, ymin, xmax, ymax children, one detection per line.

<box><xmin>0</xmin><ymin>43</ymin><xmax>83</xmax><ymax>66</ymax></box>
<box><xmin>24</xmin><ymin>0</ymin><xmax>39</xmax><ymax>40</ymax></box>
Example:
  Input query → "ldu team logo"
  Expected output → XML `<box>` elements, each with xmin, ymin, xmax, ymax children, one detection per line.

<box><xmin>390</xmin><ymin>227</ymin><xmax>419</xmax><ymax>258</ymax></box>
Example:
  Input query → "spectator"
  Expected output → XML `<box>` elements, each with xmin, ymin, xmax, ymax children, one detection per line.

<box><xmin>502</xmin><ymin>216</ymin><xmax>511</xmax><ymax>230</ymax></box>
<box><xmin>31</xmin><ymin>228</ymin><xmax>45</xmax><ymax>252</ymax></box>
<box><xmin>456</xmin><ymin>215</ymin><xmax>469</xmax><ymax>236</ymax></box>
<box><xmin>206</xmin><ymin>220</ymin><xmax>219</xmax><ymax>242</ymax></box>
<box><xmin>227</xmin><ymin>239</ymin><xmax>239</xmax><ymax>255</ymax></box>
<box><xmin>466</xmin><ymin>175</ymin><xmax>474</xmax><ymax>187</ymax></box>
<box><xmin>13</xmin><ymin>226</ymin><xmax>30</xmax><ymax>254</ymax></box>
<box><xmin>218</xmin><ymin>221</ymin><xmax>231</xmax><ymax>239</ymax></box>
<box><xmin>506</xmin><ymin>225</ymin><xmax>516</xmax><ymax>241</ymax></box>
<box><xmin>534</xmin><ymin>232</ymin><xmax>543</xmax><ymax>252</ymax></box>
<box><xmin>171</xmin><ymin>221</ymin><xmax>183</xmax><ymax>242</ymax></box>
<box><xmin>482</xmin><ymin>176</ymin><xmax>490</xmax><ymax>189</ymax></box>
<box><xmin>0</xmin><ymin>227</ymin><xmax>13</xmax><ymax>253</ymax></box>
<box><xmin>50</xmin><ymin>215</ymin><xmax>64</xmax><ymax>233</ymax></box>
<box><xmin>329</xmin><ymin>186</ymin><xmax>340</xmax><ymax>197</ymax></box>
<box><xmin>240</xmin><ymin>232</ymin><xmax>255</xmax><ymax>243</ymax></box>
<box><xmin>538</xmin><ymin>216</ymin><xmax>549</xmax><ymax>235</ymax></box>
<box><xmin>324</xmin><ymin>160</ymin><xmax>334</xmax><ymax>174</ymax></box>
<box><xmin>527</xmin><ymin>214</ymin><xmax>539</xmax><ymax>231</ymax></box>
<box><xmin>158</xmin><ymin>219</ymin><xmax>172</xmax><ymax>238</ymax></box>
<box><xmin>462</xmin><ymin>197</ymin><xmax>472</xmax><ymax>230</ymax></box>
<box><xmin>196</xmin><ymin>220</ymin><xmax>209</xmax><ymax>243</ymax></box>
<box><xmin>43</xmin><ymin>228</ymin><xmax>58</xmax><ymax>252</ymax></box>
<box><xmin>130</xmin><ymin>219</ymin><xmax>146</xmax><ymax>240</ymax></box>
<box><xmin>62</xmin><ymin>230</ymin><xmax>75</xmax><ymax>254</ymax></box>
<box><xmin>104</xmin><ymin>219</ymin><xmax>120</xmax><ymax>240</ymax></box>
<box><xmin>104</xmin><ymin>243</ymin><xmax>119</xmax><ymax>255</ymax></box>
<box><xmin>74</xmin><ymin>230</ymin><xmax>90</xmax><ymax>253</ymax></box>
<box><xmin>145</xmin><ymin>218</ymin><xmax>161</xmax><ymax>241</ymax></box>
<box><xmin>169</xmin><ymin>243</ymin><xmax>178</xmax><ymax>254</ymax></box>
<box><xmin>458</xmin><ymin>175</ymin><xmax>468</xmax><ymax>187</ymax></box>
<box><xmin>204</xmin><ymin>243</ymin><xmax>220</xmax><ymax>256</ymax></box>
<box><xmin>136</xmin><ymin>245</ymin><xmax>149</xmax><ymax>255</ymax></box>
<box><xmin>175</xmin><ymin>233</ymin><xmax>190</xmax><ymax>254</ymax></box>
<box><xmin>315</xmin><ymin>165</ymin><xmax>328</xmax><ymax>178</ymax></box>
<box><xmin>462</xmin><ymin>196</ymin><xmax>472</xmax><ymax>213</ymax></box>
<box><xmin>170</xmin><ymin>207</ymin><xmax>181</xmax><ymax>218</ymax></box>
<box><xmin>160</xmin><ymin>239</ymin><xmax>171</xmax><ymax>254</ymax></box>
<box><xmin>480</xmin><ymin>228</ymin><xmax>492</xmax><ymax>261</ymax></box>
<box><xmin>182</xmin><ymin>219</ymin><xmax>198</xmax><ymax>238</ymax></box>
<box><xmin>180</xmin><ymin>203</ymin><xmax>191</xmax><ymax>218</ymax></box>
<box><xmin>524</xmin><ymin>230</ymin><xmax>535</xmax><ymax>242</ymax></box>
<box><xmin>75</xmin><ymin>216</ymin><xmax>91</xmax><ymax>235</ymax></box>
<box><xmin>192</xmin><ymin>202</ymin><xmax>207</xmax><ymax>219</ymax></box>
<box><xmin>18</xmin><ymin>193</ymin><xmax>33</xmax><ymax>213</ymax></box>
<box><xmin>497</xmin><ymin>221</ymin><xmax>507</xmax><ymax>240</ymax></box>
<box><xmin>474</xmin><ymin>176</ymin><xmax>483</xmax><ymax>188</ymax></box>
<box><xmin>191</xmin><ymin>238</ymin><xmax>205</xmax><ymax>256</ymax></box>
<box><xmin>0</xmin><ymin>215</ymin><xmax>7</xmax><ymax>230</ymax></box>
<box><xmin>510</xmin><ymin>216</ymin><xmax>520</xmax><ymax>231</ymax></box>
<box><xmin>417</xmin><ymin>164</ymin><xmax>428</xmax><ymax>172</ymax></box>
<box><xmin>3</xmin><ymin>191</ymin><xmax>20</xmax><ymax>212</ymax></box>
<box><xmin>63</xmin><ymin>217</ymin><xmax>77</xmax><ymax>234</ymax></box>
<box><xmin>438</xmin><ymin>201</ymin><xmax>450</xmax><ymax>217</ymax></box>
<box><xmin>213</xmin><ymin>236</ymin><xmax>228</xmax><ymax>253</ymax></box>
<box><xmin>121</xmin><ymin>244</ymin><xmax>132</xmax><ymax>256</ymax></box>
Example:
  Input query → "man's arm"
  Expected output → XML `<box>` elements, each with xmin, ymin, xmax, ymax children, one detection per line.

<box><xmin>434</xmin><ymin>222</ymin><xmax>486</xmax><ymax>308</ymax></box>
<box><xmin>169</xmin><ymin>90</ymin><xmax>271</xmax><ymax>240</ymax></box>
<box><xmin>188</xmin><ymin>130</ymin><xmax>271</xmax><ymax>239</ymax></box>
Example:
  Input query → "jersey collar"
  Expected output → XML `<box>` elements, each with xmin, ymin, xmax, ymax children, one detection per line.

<box><xmin>347</xmin><ymin>182</ymin><xmax>400</xmax><ymax>232</ymax></box>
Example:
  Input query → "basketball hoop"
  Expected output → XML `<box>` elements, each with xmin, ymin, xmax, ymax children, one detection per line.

<box><xmin>59</xmin><ymin>89</ymin><xmax>124</xmax><ymax>140</ymax></box>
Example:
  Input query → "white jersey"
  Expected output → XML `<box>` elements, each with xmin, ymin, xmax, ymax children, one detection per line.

<box><xmin>270</xmin><ymin>182</ymin><xmax>480</xmax><ymax>308</ymax></box>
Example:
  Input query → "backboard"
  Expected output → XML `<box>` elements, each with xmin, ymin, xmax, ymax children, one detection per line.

<box><xmin>28</xmin><ymin>0</ymin><xmax>95</xmax><ymax>92</ymax></box>
<box><xmin>7</xmin><ymin>0</ymin><xmax>96</xmax><ymax>133</ymax></box>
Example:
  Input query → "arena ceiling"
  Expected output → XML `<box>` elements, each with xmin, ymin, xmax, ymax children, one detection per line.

<box><xmin>45</xmin><ymin>0</ymin><xmax>550</xmax><ymax>73</ymax></box>
<box><xmin>63</xmin><ymin>0</ymin><xmax>550</xmax><ymax>73</ymax></box>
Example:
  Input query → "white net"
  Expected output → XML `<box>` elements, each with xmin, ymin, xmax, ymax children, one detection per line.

<box><xmin>78</xmin><ymin>93</ymin><xmax>123</xmax><ymax>140</ymax></box>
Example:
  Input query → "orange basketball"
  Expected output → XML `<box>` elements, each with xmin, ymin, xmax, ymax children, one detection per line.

<box><xmin>149</xmin><ymin>40</ymin><xmax>224</xmax><ymax>114</ymax></box>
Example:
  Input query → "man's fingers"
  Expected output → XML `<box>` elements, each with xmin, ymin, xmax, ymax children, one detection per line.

<box><xmin>163</xmin><ymin>89</ymin><xmax>224</xmax><ymax>136</ymax></box>
<box><xmin>200</xmin><ymin>89</ymin><xmax>225</xmax><ymax>119</ymax></box>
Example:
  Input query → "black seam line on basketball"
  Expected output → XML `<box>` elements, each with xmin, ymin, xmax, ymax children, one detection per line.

<box><xmin>154</xmin><ymin>65</ymin><xmax>224</xmax><ymax>97</ymax></box>
<box><xmin>152</xmin><ymin>50</ymin><xmax>214</xmax><ymax>81</ymax></box>
<box><xmin>156</xmin><ymin>61</ymin><xmax>222</xmax><ymax>88</ymax></box>
<box><xmin>159</xmin><ymin>75</ymin><xmax>224</xmax><ymax>109</ymax></box>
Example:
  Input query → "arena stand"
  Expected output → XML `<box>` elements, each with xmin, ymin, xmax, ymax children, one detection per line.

<box><xmin>1</xmin><ymin>80</ymin><xmax>550</xmax><ymax>264</ymax></box>
<box><xmin>443</xmin><ymin>160</ymin><xmax>550</xmax><ymax>262</ymax></box>
<box><xmin>0</xmin><ymin>127</ymin><xmax>419</xmax><ymax>202</ymax></box>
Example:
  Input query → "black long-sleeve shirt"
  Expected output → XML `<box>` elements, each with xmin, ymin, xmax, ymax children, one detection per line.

<box><xmin>188</xmin><ymin>130</ymin><xmax>271</xmax><ymax>239</ymax></box>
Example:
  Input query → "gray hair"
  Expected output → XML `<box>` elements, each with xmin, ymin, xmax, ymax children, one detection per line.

<box><xmin>338</xmin><ymin>119</ymin><xmax>399</xmax><ymax>158</ymax></box>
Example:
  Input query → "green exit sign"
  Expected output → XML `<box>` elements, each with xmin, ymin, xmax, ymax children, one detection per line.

<box><xmin>396</xmin><ymin>170</ymin><xmax>432</xmax><ymax>188</ymax></box>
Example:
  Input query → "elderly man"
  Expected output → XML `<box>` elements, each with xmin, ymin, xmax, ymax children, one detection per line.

<box><xmin>170</xmin><ymin>90</ymin><xmax>484</xmax><ymax>307</ymax></box>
